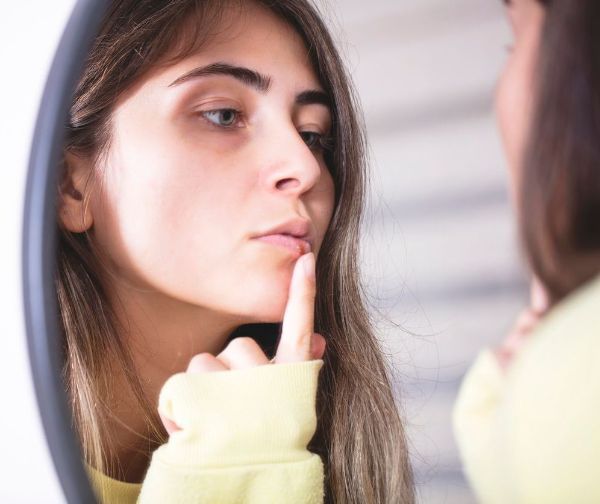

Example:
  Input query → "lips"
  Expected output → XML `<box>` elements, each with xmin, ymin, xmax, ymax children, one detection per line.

<box><xmin>252</xmin><ymin>219</ymin><xmax>313</xmax><ymax>257</ymax></box>
<box><xmin>256</xmin><ymin>234</ymin><xmax>312</xmax><ymax>256</ymax></box>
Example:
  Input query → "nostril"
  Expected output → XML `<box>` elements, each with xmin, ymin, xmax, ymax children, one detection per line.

<box><xmin>275</xmin><ymin>178</ymin><xmax>301</xmax><ymax>191</ymax></box>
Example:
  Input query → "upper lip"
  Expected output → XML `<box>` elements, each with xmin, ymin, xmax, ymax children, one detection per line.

<box><xmin>253</xmin><ymin>218</ymin><xmax>313</xmax><ymax>245</ymax></box>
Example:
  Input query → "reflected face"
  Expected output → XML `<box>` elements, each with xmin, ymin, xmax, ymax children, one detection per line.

<box><xmin>496</xmin><ymin>0</ymin><xmax>546</xmax><ymax>196</ymax></box>
<box><xmin>88</xmin><ymin>3</ymin><xmax>335</xmax><ymax>322</ymax></box>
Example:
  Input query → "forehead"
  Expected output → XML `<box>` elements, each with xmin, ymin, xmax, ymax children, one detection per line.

<box><xmin>171</xmin><ymin>1</ymin><xmax>320</xmax><ymax>89</ymax></box>
<box><xmin>113</xmin><ymin>1</ymin><xmax>329</xmax><ymax>116</ymax></box>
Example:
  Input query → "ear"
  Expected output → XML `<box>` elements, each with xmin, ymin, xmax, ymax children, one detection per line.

<box><xmin>58</xmin><ymin>151</ymin><xmax>94</xmax><ymax>233</ymax></box>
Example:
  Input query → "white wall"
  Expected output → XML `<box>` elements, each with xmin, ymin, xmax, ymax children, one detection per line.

<box><xmin>1</xmin><ymin>1</ymin><xmax>75</xmax><ymax>502</ymax></box>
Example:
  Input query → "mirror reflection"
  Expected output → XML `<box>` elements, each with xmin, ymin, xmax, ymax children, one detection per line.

<box><xmin>44</xmin><ymin>0</ymin><xmax>600</xmax><ymax>502</ymax></box>
<box><xmin>56</xmin><ymin>1</ymin><xmax>412</xmax><ymax>502</ymax></box>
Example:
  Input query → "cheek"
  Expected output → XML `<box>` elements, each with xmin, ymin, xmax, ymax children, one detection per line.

<box><xmin>495</xmin><ymin>53</ymin><xmax>534</xmax><ymax>198</ymax></box>
<box><xmin>496</xmin><ymin>60</ymin><xmax>522</xmax><ymax>175</ymax></box>
<box><xmin>89</xmin><ymin>136</ymin><xmax>227</xmax><ymax>292</ymax></box>
<box><xmin>312</xmin><ymin>169</ymin><xmax>336</xmax><ymax>251</ymax></box>
<box><xmin>321</xmin><ymin>169</ymin><xmax>336</xmax><ymax>218</ymax></box>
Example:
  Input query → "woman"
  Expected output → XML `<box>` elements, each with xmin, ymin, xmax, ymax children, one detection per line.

<box><xmin>454</xmin><ymin>1</ymin><xmax>600</xmax><ymax>502</ymax></box>
<box><xmin>57</xmin><ymin>0</ymin><xmax>414</xmax><ymax>502</ymax></box>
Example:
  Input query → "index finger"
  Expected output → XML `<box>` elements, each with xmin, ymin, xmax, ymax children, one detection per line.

<box><xmin>274</xmin><ymin>252</ymin><xmax>316</xmax><ymax>363</ymax></box>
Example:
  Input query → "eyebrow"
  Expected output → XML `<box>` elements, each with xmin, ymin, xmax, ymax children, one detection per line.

<box><xmin>168</xmin><ymin>61</ymin><xmax>331</xmax><ymax>108</ymax></box>
<box><xmin>169</xmin><ymin>62</ymin><xmax>272</xmax><ymax>92</ymax></box>
<box><xmin>296</xmin><ymin>89</ymin><xmax>331</xmax><ymax>108</ymax></box>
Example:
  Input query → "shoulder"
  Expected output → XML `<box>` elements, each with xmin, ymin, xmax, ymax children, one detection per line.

<box><xmin>506</xmin><ymin>274</ymin><xmax>600</xmax><ymax>502</ymax></box>
<box><xmin>512</xmin><ymin>273</ymin><xmax>600</xmax><ymax>381</ymax></box>
<box><xmin>86</xmin><ymin>463</ymin><xmax>141</xmax><ymax>504</ymax></box>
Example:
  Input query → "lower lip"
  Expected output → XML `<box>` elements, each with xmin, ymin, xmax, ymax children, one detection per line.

<box><xmin>255</xmin><ymin>234</ymin><xmax>311</xmax><ymax>257</ymax></box>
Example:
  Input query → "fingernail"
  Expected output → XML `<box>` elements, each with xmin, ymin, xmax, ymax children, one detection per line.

<box><xmin>302</xmin><ymin>252</ymin><xmax>315</xmax><ymax>280</ymax></box>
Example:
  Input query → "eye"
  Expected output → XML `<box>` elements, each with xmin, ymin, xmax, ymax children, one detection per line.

<box><xmin>201</xmin><ymin>108</ymin><xmax>241</xmax><ymax>128</ymax></box>
<box><xmin>299</xmin><ymin>131</ymin><xmax>332</xmax><ymax>151</ymax></box>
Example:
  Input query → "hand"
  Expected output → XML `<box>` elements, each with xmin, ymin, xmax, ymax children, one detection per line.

<box><xmin>160</xmin><ymin>252</ymin><xmax>326</xmax><ymax>434</ymax></box>
<box><xmin>494</xmin><ymin>277</ymin><xmax>549</xmax><ymax>371</ymax></box>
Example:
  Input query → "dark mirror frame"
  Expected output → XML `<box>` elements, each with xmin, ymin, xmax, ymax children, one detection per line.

<box><xmin>23</xmin><ymin>1</ymin><xmax>108</xmax><ymax>502</ymax></box>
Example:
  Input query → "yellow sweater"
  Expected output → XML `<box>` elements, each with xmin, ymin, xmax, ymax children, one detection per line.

<box><xmin>88</xmin><ymin>360</ymin><xmax>324</xmax><ymax>503</ymax></box>
<box><xmin>453</xmin><ymin>275</ymin><xmax>600</xmax><ymax>504</ymax></box>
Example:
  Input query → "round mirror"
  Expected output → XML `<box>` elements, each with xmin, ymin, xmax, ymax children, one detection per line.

<box><xmin>12</xmin><ymin>1</ymin><xmax>522</xmax><ymax>503</ymax></box>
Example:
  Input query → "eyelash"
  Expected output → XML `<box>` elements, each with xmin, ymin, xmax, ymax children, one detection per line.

<box><xmin>299</xmin><ymin>131</ymin><xmax>334</xmax><ymax>153</ymax></box>
<box><xmin>199</xmin><ymin>108</ymin><xmax>334</xmax><ymax>152</ymax></box>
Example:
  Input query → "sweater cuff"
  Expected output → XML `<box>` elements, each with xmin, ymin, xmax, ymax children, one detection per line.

<box><xmin>155</xmin><ymin>360</ymin><xmax>323</xmax><ymax>468</ymax></box>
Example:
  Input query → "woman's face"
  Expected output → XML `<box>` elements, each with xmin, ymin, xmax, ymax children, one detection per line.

<box><xmin>496</xmin><ymin>0</ymin><xmax>546</xmax><ymax>196</ymax></box>
<box><xmin>81</xmin><ymin>3</ymin><xmax>335</xmax><ymax>322</ymax></box>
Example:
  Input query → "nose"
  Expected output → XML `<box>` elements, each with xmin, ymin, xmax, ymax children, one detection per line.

<box><xmin>260</xmin><ymin>125</ymin><xmax>323</xmax><ymax>196</ymax></box>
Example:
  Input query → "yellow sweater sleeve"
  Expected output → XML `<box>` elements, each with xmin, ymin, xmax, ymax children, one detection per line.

<box><xmin>453</xmin><ymin>277</ymin><xmax>600</xmax><ymax>504</ymax></box>
<box><xmin>453</xmin><ymin>350</ymin><xmax>516</xmax><ymax>504</ymax></box>
<box><xmin>137</xmin><ymin>360</ymin><xmax>324</xmax><ymax>504</ymax></box>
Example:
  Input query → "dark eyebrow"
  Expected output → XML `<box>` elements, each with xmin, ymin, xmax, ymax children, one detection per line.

<box><xmin>168</xmin><ymin>62</ymin><xmax>272</xmax><ymax>92</ymax></box>
<box><xmin>169</xmin><ymin>61</ymin><xmax>330</xmax><ymax>110</ymax></box>
<box><xmin>296</xmin><ymin>90</ymin><xmax>331</xmax><ymax>109</ymax></box>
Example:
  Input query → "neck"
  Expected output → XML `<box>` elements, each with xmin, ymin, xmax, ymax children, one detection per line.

<box><xmin>100</xmin><ymin>280</ymin><xmax>244</xmax><ymax>482</ymax></box>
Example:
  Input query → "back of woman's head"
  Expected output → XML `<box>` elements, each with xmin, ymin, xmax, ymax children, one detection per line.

<box><xmin>58</xmin><ymin>1</ymin><xmax>414</xmax><ymax>502</ymax></box>
<box><xmin>521</xmin><ymin>0</ymin><xmax>600</xmax><ymax>302</ymax></box>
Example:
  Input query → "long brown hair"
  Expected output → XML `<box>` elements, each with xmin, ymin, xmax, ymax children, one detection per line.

<box><xmin>58</xmin><ymin>1</ymin><xmax>414</xmax><ymax>502</ymax></box>
<box><xmin>520</xmin><ymin>0</ymin><xmax>600</xmax><ymax>302</ymax></box>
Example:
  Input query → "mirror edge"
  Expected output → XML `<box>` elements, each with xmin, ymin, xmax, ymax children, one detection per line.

<box><xmin>22</xmin><ymin>1</ymin><xmax>109</xmax><ymax>502</ymax></box>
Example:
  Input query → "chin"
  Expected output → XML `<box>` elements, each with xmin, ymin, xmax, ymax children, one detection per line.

<box><xmin>250</xmin><ymin>288</ymin><xmax>289</xmax><ymax>322</ymax></box>
<box><xmin>238</xmin><ymin>272</ymin><xmax>291</xmax><ymax>322</ymax></box>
